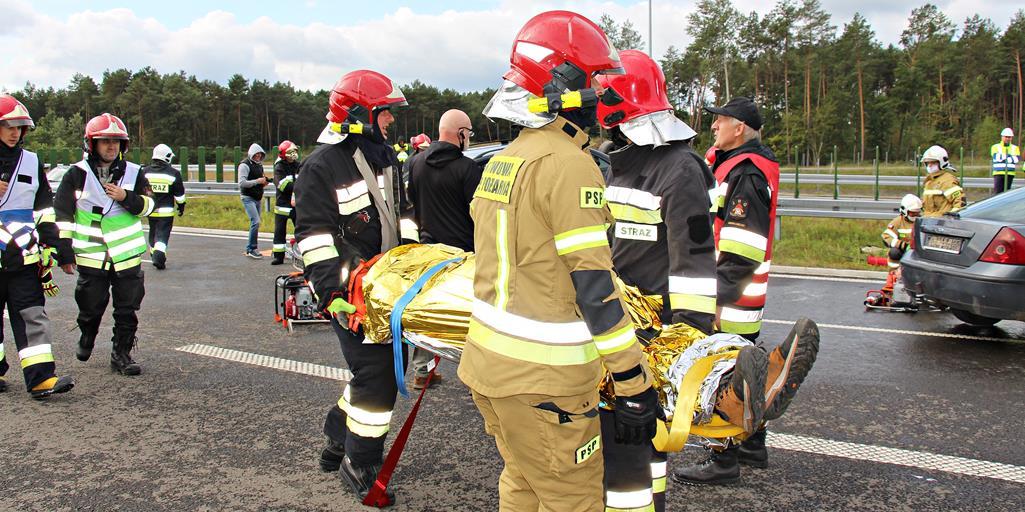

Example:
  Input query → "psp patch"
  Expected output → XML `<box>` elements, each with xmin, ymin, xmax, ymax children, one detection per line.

<box><xmin>575</xmin><ymin>434</ymin><xmax>601</xmax><ymax>464</ymax></box>
<box><xmin>474</xmin><ymin>156</ymin><xmax>524</xmax><ymax>204</ymax></box>
<box><xmin>580</xmin><ymin>187</ymin><xmax>605</xmax><ymax>208</ymax></box>
<box><xmin>729</xmin><ymin>198</ymin><xmax>748</xmax><ymax>220</ymax></box>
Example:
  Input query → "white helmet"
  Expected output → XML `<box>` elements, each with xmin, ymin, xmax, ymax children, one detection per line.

<box><xmin>921</xmin><ymin>145</ymin><xmax>949</xmax><ymax>169</ymax></box>
<box><xmin>899</xmin><ymin>194</ymin><xmax>922</xmax><ymax>219</ymax></box>
<box><xmin>152</xmin><ymin>143</ymin><xmax>175</xmax><ymax>163</ymax></box>
<box><xmin>1001</xmin><ymin>127</ymin><xmax>1014</xmax><ymax>137</ymax></box>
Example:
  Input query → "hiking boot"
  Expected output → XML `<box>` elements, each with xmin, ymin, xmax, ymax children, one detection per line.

<box><xmin>77</xmin><ymin>332</ymin><xmax>96</xmax><ymax>362</ymax></box>
<box><xmin>29</xmin><ymin>375</ymin><xmax>75</xmax><ymax>400</ymax></box>
<box><xmin>714</xmin><ymin>345</ymin><xmax>768</xmax><ymax>433</ymax></box>
<box><xmin>0</xmin><ymin>376</ymin><xmax>8</xmax><ymax>393</ymax></box>
<box><xmin>271</xmin><ymin>253</ymin><xmax>285</xmax><ymax>265</ymax></box>
<box><xmin>319</xmin><ymin>440</ymin><xmax>346</xmax><ymax>472</ymax></box>
<box><xmin>764</xmin><ymin>318</ymin><xmax>820</xmax><ymax>421</ymax></box>
<box><xmin>152</xmin><ymin>250</ymin><xmax>167</xmax><ymax>270</ymax></box>
<box><xmin>111</xmin><ymin>337</ymin><xmax>142</xmax><ymax>376</ymax></box>
<box><xmin>672</xmin><ymin>446</ymin><xmax>740</xmax><ymax>486</ymax></box>
<box><xmin>338</xmin><ymin>455</ymin><xmax>394</xmax><ymax>507</ymax></box>
<box><xmin>412</xmin><ymin>372</ymin><xmax>443</xmax><ymax>390</ymax></box>
<box><xmin>737</xmin><ymin>428</ymin><xmax>769</xmax><ymax>469</ymax></box>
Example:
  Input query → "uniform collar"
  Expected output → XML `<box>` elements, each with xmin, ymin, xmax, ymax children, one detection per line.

<box><xmin>543</xmin><ymin>116</ymin><xmax>591</xmax><ymax>149</ymax></box>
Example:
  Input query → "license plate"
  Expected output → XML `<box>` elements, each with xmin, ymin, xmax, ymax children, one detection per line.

<box><xmin>924</xmin><ymin>233</ymin><xmax>963</xmax><ymax>254</ymax></box>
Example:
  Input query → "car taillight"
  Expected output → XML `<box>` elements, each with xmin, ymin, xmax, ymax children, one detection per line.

<box><xmin>979</xmin><ymin>227</ymin><xmax>1025</xmax><ymax>264</ymax></box>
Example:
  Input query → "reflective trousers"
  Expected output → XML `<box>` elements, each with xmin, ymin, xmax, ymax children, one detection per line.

<box><xmin>75</xmin><ymin>265</ymin><xmax>145</xmax><ymax>343</ymax></box>
<box><xmin>148</xmin><ymin>216</ymin><xmax>174</xmax><ymax>259</ymax></box>
<box><xmin>601</xmin><ymin>409</ymin><xmax>667</xmax><ymax>512</ymax></box>
<box><xmin>0</xmin><ymin>267</ymin><xmax>56</xmax><ymax>389</ymax></box>
<box><xmin>272</xmin><ymin>211</ymin><xmax>295</xmax><ymax>255</ymax></box>
<box><xmin>471</xmin><ymin>389</ymin><xmax>604</xmax><ymax>512</ymax></box>
<box><xmin>323</xmin><ymin>320</ymin><xmax>406</xmax><ymax>467</ymax></box>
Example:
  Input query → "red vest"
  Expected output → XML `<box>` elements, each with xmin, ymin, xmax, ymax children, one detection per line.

<box><xmin>712</xmin><ymin>152</ymin><xmax>780</xmax><ymax>309</ymax></box>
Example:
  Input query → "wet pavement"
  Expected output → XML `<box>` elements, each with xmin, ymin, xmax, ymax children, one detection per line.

<box><xmin>1</xmin><ymin>231</ymin><xmax>1023</xmax><ymax>511</ymax></box>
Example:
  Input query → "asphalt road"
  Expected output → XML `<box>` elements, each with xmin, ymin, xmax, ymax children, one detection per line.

<box><xmin>1</xmin><ymin>231</ymin><xmax>1023</xmax><ymax>512</ymax></box>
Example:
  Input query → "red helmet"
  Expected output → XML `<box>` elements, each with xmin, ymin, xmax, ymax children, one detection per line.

<box><xmin>704</xmin><ymin>146</ymin><xmax>718</xmax><ymax>166</ymax></box>
<box><xmin>84</xmin><ymin>113</ymin><xmax>130</xmax><ymax>154</ymax></box>
<box><xmin>0</xmin><ymin>95</ymin><xmax>34</xmax><ymax>130</ymax></box>
<box><xmin>596</xmin><ymin>50</ymin><xmax>673</xmax><ymax>129</ymax></box>
<box><xmin>278</xmin><ymin>140</ymin><xmax>297</xmax><ymax>159</ymax></box>
<box><xmin>410</xmin><ymin>133</ymin><xmax>431</xmax><ymax>152</ymax></box>
<box><xmin>326</xmin><ymin>70</ymin><xmax>408</xmax><ymax>125</ymax></box>
<box><xmin>504</xmin><ymin>11</ymin><xmax>623</xmax><ymax>97</ymax></box>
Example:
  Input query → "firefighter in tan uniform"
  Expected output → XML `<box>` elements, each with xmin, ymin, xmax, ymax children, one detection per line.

<box><xmin>920</xmin><ymin>145</ymin><xmax>965</xmax><ymax>217</ymax></box>
<box><xmin>458</xmin><ymin>11</ymin><xmax>660</xmax><ymax>511</ymax></box>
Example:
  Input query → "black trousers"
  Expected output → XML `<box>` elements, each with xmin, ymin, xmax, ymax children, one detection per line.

<box><xmin>272</xmin><ymin>211</ymin><xmax>295</xmax><ymax>256</ymax></box>
<box><xmin>148</xmin><ymin>216</ymin><xmax>175</xmax><ymax>255</ymax></box>
<box><xmin>323</xmin><ymin>320</ymin><xmax>407</xmax><ymax>467</ymax></box>
<box><xmin>0</xmin><ymin>267</ymin><xmax>55</xmax><ymax>389</ymax></box>
<box><xmin>993</xmin><ymin>174</ymin><xmax>1015</xmax><ymax>195</ymax></box>
<box><xmin>75</xmin><ymin>265</ymin><xmax>145</xmax><ymax>343</ymax></box>
<box><xmin>600</xmin><ymin>409</ymin><xmax>667</xmax><ymax>512</ymax></box>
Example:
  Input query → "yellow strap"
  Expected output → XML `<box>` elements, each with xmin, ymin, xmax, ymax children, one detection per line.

<box><xmin>652</xmin><ymin>351</ymin><xmax>744</xmax><ymax>452</ymax></box>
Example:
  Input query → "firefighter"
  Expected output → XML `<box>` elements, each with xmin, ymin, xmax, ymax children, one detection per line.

<box><xmin>55</xmin><ymin>113</ymin><xmax>155</xmax><ymax>376</ymax></box>
<box><xmin>459</xmin><ymin>12</ymin><xmax>665</xmax><ymax>511</ymax></box>
<box><xmin>141</xmin><ymin>144</ymin><xmax>185</xmax><ymax>269</ymax></box>
<box><xmin>294</xmin><ymin>70</ymin><xmax>407</xmax><ymax>505</ymax></box>
<box><xmin>0</xmin><ymin>94</ymin><xmax>75</xmax><ymax>399</ymax></box>
<box><xmin>595</xmin><ymin>49</ymin><xmax>718</xmax><ymax>512</ymax></box>
<box><xmin>921</xmin><ymin>145</ymin><xmax>965</xmax><ymax>218</ymax></box>
<box><xmin>878</xmin><ymin>194</ymin><xmax>921</xmax><ymax>303</ymax></box>
<box><xmin>674</xmin><ymin>96</ymin><xmax>782</xmax><ymax>485</ymax></box>
<box><xmin>271</xmin><ymin>140</ymin><xmax>300</xmax><ymax>265</ymax></box>
<box><xmin>991</xmin><ymin>128</ymin><xmax>1019</xmax><ymax>195</ymax></box>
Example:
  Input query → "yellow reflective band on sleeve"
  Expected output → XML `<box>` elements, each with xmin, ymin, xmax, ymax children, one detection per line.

<box><xmin>274</xmin><ymin>206</ymin><xmax>293</xmax><ymax>215</ymax></box>
<box><xmin>495</xmin><ymin>210</ymin><xmax>510</xmax><ymax>311</ymax></box>
<box><xmin>468</xmin><ymin>320</ymin><xmax>599</xmax><ymax>366</ymax></box>
<box><xmin>923</xmin><ymin>189</ymin><xmax>943</xmax><ymax>196</ymax></box>
<box><xmin>554</xmin><ymin>224</ymin><xmax>608</xmax><ymax>256</ymax></box>
<box><xmin>139</xmin><ymin>195</ymin><xmax>155</xmax><ymax>217</ymax></box>
<box><xmin>22</xmin><ymin>253</ymin><xmax>40</xmax><ymax>266</ymax></box>
<box><xmin>652</xmin><ymin>476</ymin><xmax>667</xmax><ymax>494</ymax></box>
<box><xmin>718</xmin><ymin>239</ymin><xmax>766</xmax><ymax>262</ymax></box>
<box><xmin>943</xmin><ymin>186</ymin><xmax>963</xmax><ymax>198</ymax></box>
<box><xmin>302</xmin><ymin>246</ymin><xmax>339</xmax><ymax>266</ymax></box>
<box><xmin>608</xmin><ymin>203</ymin><xmax>662</xmax><ymax>224</ymax></box>
<box><xmin>592</xmin><ymin>323</ymin><xmax>635</xmax><ymax>355</ymax></box>
<box><xmin>669</xmin><ymin>293</ymin><xmax>717</xmax><ymax>314</ymax></box>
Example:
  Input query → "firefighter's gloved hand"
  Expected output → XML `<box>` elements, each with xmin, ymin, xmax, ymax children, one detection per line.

<box><xmin>177</xmin><ymin>203</ymin><xmax>186</xmax><ymax>217</ymax></box>
<box><xmin>38</xmin><ymin>267</ymin><xmax>60</xmax><ymax>297</ymax></box>
<box><xmin>613</xmin><ymin>386</ymin><xmax>663</xmax><ymax>445</ymax></box>
<box><xmin>39</xmin><ymin>247</ymin><xmax>56</xmax><ymax>269</ymax></box>
<box><xmin>324</xmin><ymin>291</ymin><xmax>356</xmax><ymax>319</ymax></box>
<box><xmin>888</xmin><ymin>246</ymin><xmax>905</xmax><ymax>262</ymax></box>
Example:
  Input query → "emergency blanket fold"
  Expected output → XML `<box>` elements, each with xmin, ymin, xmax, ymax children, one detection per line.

<box><xmin>359</xmin><ymin>244</ymin><xmax>747</xmax><ymax>428</ymax></box>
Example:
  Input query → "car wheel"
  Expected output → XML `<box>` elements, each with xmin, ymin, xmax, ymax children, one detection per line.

<box><xmin>950</xmin><ymin>308</ymin><xmax>1000</xmax><ymax>326</ymax></box>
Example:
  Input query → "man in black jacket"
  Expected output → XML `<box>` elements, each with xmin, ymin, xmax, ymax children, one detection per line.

<box><xmin>405</xmin><ymin>109</ymin><xmax>481</xmax><ymax>388</ymax></box>
<box><xmin>141</xmin><ymin>144</ymin><xmax>186</xmax><ymax>269</ymax></box>
<box><xmin>294</xmin><ymin>70</ymin><xmax>407</xmax><ymax>506</ymax></box>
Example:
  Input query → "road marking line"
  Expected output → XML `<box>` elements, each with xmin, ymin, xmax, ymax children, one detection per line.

<box><xmin>763</xmin><ymin>319</ymin><xmax>1024</xmax><ymax>343</ymax></box>
<box><xmin>768</xmin><ymin>432</ymin><xmax>1025</xmax><ymax>484</ymax></box>
<box><xmin>771</xmin><ymin>273</ymin><xmax>881</xmax><ymax>284</ymax></box>
<box><xmin>178</xmin><ymin>343</ymin><xmax>1025</xmax><ymax>485</ymax></box>
<box><xmin>176</xmin><ymin>343</ymin><xmax>352</xmax><ymax>382</ymax></box>
<box><xmin>172</xmin><ymin>231</ymin><xmax>274</xmax><ymax>241</ymax></box>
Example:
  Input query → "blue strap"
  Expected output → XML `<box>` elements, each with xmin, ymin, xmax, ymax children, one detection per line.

<box><xmin>391</xmin><ymin>257</ymin><xmax>463</xmax><ymax>397</ymax></box>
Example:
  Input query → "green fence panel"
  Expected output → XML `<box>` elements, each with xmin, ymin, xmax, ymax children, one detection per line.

<box><xmin>793</xmin><ymin>145</ymin><xmax>800</xmax><ymax>199</ymax></box>
<box><xmin>215</xmin><ymin>146</ymin><xmax>224</xmax><ymax>182</ymax></box>
<box><xmin>832</xmin><ymin>145</ymin><xmax>838</xmax><ymax>200</ymax></box>
<box><xmin>197</xmin><ymin>146</ymin><xmax>206</xmax><ymax>182</ymax></box>
<box><xmin>874</xmin><ymin>146</ymin><xmax>880</xmax><ymax>201</ymax></box>
<box><xmin>178</xmin><ymin>147</ymin><xmax>189</xmax><ymax>180</ymax></box>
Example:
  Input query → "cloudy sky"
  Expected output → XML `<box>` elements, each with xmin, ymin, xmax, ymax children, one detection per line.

<box><xmin>2</xmin><ymin>0</ymin><xmax>1019</xmax><ymax>93</ymax></box>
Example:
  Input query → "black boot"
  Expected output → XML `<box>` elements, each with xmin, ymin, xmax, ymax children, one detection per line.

<box><xmin>152</xmin><ymin>250</ymin><xmax>167</xmax><ymax>270</ymax></box>
<box><xmin>738</xmin><ymin>428</ymin><xmax>769</xmax><ymax>469</ymax></box>
<box><xmin>29</xmin><ymin>375</ymin><xmax>75</xmax><ymax>400</ymax></box>
<box><xmin>110</xmin><ymin>337</ymin><xmax>142</xmax><ymax>376</ymax></box>
<box><xmin>0</xmin><ymin>376</ymin><xmax>7</xmax><ymax>393</ymax></box>
<box><xmin>671</xmin><ymin>446</ymin><xmax>740</xmax><ymax>485</ymax></box>
<box><xmin>338</xmin><ymin>455</ymin><xmax>394</xmax><ymax>507</ymax></box>
<box><xmin>77</xmin><ymin>332</ymin><xmax>96</xmax><ymax>362</ymax></box>
<box><xmin>270</xmin><ymin>253</ymin><xmax>285</xmax><ymax>265</ymax></box>
<box><xmin>319</xmin><ymin>440</ymin><xmax>346</xmax><ymax>472</ymax></box>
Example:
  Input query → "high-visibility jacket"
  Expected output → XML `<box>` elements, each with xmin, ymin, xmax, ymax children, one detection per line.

<box><xmin>710</xmin><ymin>142</ymin><xmax>780</xmax><ymax>339</ymax></box>
<box><xmin>922</xmin><ymin>169</ymin><xmax>965</xmax><ymax>218</ymax></box>
<box><xmin>991</xmin><ymin>142</ymin><xmax>1020</xmax><ymax>176</ymax></box>
<box><xmin>141</xmin><ymin>160</ymin><xmax>185</xmax><ymax>217</ymax></box>
<box><xmin>0</xmin><ymin>149</ymin><xmax>63</xmax><ymax>270</ymax></box>
<box><xmin>54</xmin><ymin>159</ymin><xmax>154</xmax><ymax>272</ymax></box>
<box><xmin>606</xmin><ymin>140</ymin><xmax>717</xmax><ymax>335</ymax></box>
<box><xmin>457</xmin><ymin>116</ymin><xmax>651</xmax><ymax>399</ymax></box>
<box><xmin>882</xmin><ymin>214</ymin><xmax>914</xmax><ymax>268</ymax></box>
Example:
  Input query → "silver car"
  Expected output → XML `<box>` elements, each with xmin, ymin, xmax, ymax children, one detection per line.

<box><xmin>901</xmin><ymin>187</ymin><xmax>1025</xmax><ymax>325</ymax></box>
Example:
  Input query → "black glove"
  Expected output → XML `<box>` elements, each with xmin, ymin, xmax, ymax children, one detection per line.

<box><xmin>613</xmin><ymin>386</ymin><xmax>663</xmax><ymax>445</ymax></box>
<box><xmin>888</xmin><ymin>245</ymin><xmax>905</xmax><ymax>262</ymax></box>
<box><xmin>177</xmin><ymin>203</ymin><xmax>186</xmax><ymax>217</ymax></box>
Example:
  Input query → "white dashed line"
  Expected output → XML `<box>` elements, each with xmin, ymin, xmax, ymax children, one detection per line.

<box><xmin>768</xmin><ymin>432</ymin><xmax>1025</xmax><ymax>484</ymax></box>
<box><xmin>762</xmin><ymin>319</ymin><xmax>1024</xmax><ymax>343</ymax></box>
<box><xmin>771</xmin><ymin>273</ymin><xmax>881</xmax><ymax>284</ymax></box>
<box><xmin>175</xmin><ymin>343</ymin><xmax>352</xmax><ymax>382</ymax></box>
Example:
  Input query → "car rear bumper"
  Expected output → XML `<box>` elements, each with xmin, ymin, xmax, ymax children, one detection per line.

<box><xmin>901</xmin><ymin>251</ymin><xmax>1025</xmax><ymax>321</ymax></box>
